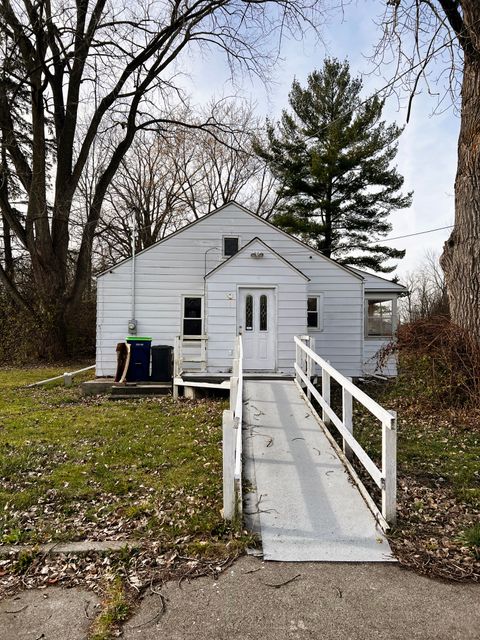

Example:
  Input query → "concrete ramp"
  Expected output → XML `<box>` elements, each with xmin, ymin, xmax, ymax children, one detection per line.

<box><xmin>244</xmin><ymin>380</ymin><xmax>394</xmax><ymax>562</ymax></box>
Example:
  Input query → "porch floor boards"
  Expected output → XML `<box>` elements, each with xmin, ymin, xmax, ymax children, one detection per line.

<box><xmin>244</xmin><ymin>380</ymin><xmax>395</xmax><ymax>562</ymax></box>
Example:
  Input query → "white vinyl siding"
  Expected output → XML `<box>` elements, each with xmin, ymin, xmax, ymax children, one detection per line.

<box><xmin>206</xmin><ymin>239</ymin><xmax>307</xmax><ymax>373</ymax></box>
<box><xmin>363</xmin><ymin>340</ymin><xmax>398</xmax><ymax>377</ymax></box>
<box><xmin>96</xmin><ymin>203</ymin><xmax>365</xmax><ymax>377</ymax></box>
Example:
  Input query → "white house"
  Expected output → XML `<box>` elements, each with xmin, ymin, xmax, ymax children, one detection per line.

<box><xmin>95</xmin><ymin>202</ymin><xmax>405</xmax><ymax>378</ymax></box>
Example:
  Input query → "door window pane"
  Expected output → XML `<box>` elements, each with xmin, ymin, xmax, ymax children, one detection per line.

<box><xmin>245</xmin><ymin>294</ymin><xmax>253</xmax><ymax>331</ymax></box>
<box><xmin>260</xmin><ymin>294</ymin><xmax>268</xmax><ymax>331</ymax></box>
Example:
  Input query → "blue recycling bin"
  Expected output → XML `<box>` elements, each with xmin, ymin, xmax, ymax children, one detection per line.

<box><xmin>126</xmin><ymin>336</ymin><xmax>152</xmax><ymax>382</ymax></box>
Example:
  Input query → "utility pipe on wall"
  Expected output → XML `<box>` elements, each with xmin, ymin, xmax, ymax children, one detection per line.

<box><xmin>203</xmin><ymin>246</ymin><xmax>218</xmax><ymax>338</ymax></box>
<box><xmin>129</xmin><ymin>213</ymin><xmax>137</xmax><ymax>334</ymax></box>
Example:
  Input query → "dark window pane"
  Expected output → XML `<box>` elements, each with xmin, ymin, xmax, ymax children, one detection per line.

<box><xmin>307</xmin><ymin>311</ymin><xmax>318</xmax><ymax>328</ymax></box>
<box><xmin>307</xmin><ymin>297</ymin><xmax>317</xmax><ymax>312</ymax></box>
<box><xmin>183</xmin><ymin>318</ymin><xmax>202</xmax><ymax>335</ymax></box>
<box><xmin>224</xmin><ymin>237</ymin><xmax>239</xmax><ymax>257</ymax></box>
<box><xmin>245</xmin><ymin>295</ymin><xmax>253</xmax><ymax>331</ymax></box>
<box><xmin>260</xmin><ymin>294</ymin><xmax>267</xmax><ymax>331</ymax></box>
<box><xmin>184</xmin><ymin>297</ymin><xmax>201</xmax><ymax>318</ymax></box>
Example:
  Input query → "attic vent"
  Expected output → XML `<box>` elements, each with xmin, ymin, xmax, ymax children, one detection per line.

<box><xmin>223</xmin><ymin>237</ymin><xmax>239</xmax><ymax>257</ymax></box>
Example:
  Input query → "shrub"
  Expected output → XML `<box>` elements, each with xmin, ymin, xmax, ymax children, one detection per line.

<box><xmin>380</xmin><ymin>316</ymin><xmax>480</xmax><ymax>408</ymax></box>
<box><xmin>0</xmin><ymin>290</ymin><xmax>96</xmax><ymax>365</ymax></box>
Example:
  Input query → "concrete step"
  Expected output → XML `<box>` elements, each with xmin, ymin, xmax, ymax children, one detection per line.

<box><xmin>110</xmin><ymin>384</ymin><xmax>171</xmax><ymax>397</ymax></box>
<box><xmin>110</xmin><ymin>394</ymin><xmax>171</xmax><ymax>400</ymax></box>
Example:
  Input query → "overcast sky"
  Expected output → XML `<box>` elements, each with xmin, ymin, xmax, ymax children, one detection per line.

<box><xmin>184</xmin><ymin>1</ymin><xmax>459</xmax><ymax>280</ymax></box>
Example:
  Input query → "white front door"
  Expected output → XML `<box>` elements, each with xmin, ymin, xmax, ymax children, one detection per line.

<box><xmin>238</xmin><ymin>288</ymin><xmax>276</xmax><ymax>371</ymax></box>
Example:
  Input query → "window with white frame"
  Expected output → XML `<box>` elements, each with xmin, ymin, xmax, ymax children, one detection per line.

<box><xmin>366</xmin><ymin>298</ymin><xmax>394</xmax><ymax>337</ymax></box>
<box><xmin>307</xmin><ymin>295</ymin><xmax>323</xmax><ymax>330</ymax></box>
<box><xmin>182</xmin><ymin>296</ymin><xmax>203</xmax><ymax>336</ymax></box>
<box><xmin>223</xmin><ymin>236</ymin><xmax>239</xmax><ymax>257</ymax></box>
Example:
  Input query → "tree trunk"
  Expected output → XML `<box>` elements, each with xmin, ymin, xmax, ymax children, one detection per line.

<box><xmin>38</xmin><ymin>302</ymin><xmax>69</xmax><ymax>361</ymax></box>
<box><xmin>440</xmin><ymin>53</ymin><xmax>480</xmax><ymax>337</ymax></box>
<box><xmin>1</xmin><ymin>213</ymin><xmax>13</xmax><ymax>278</ymax></box>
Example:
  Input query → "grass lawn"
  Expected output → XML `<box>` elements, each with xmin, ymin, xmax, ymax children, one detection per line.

<box><xmin>0</xmin><ymin>367</ymin><xmax>242</xmax><ymax>557</ymax></box>
<box><xmin>351</xmin><ymin>369</ymin><xmax>480</xmax><ymax>581</ymax></box>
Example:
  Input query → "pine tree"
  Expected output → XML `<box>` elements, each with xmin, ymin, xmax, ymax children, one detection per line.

<box><xmin>254</xmin><ymin>59</ymin><xmax>412</xmax><ymax>272</ymax></box>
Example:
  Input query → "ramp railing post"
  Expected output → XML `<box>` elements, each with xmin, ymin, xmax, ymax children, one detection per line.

<box><xmin>230</xmin><ymin>376</ymin><xmax>238</xmax><ymax>411</ymax></box>
<box><xmin>382</xmin><ymin>410</ymin><xmax>397</xmax><ymax>524</ymax></box>
<box><xmin>321</xmin><ymin>365</ymin><xmax>331</xmax><ymax>425</ymax></box>
<box><xmin>173</xmin><ymin>336</ymin><xmax>182</xmax><ymax>400</ymax></box>
<box><xmin>295</xmin><ymin>341</ymin><xmax>300</xmax><ymax>386</ymax></box>
<box><xmin>305</xmin><ymin>337</ymin><xmax>315</xmax><ymax>400</ymax></box>
<box><xmin>342</xmin><ymin>378</ymin><xmax>353</xmax><ymax>460</ymax></box>
<box><xmin>222</xmin><ymin>409</ymin><xmax>236</xmax><ymax>520</ymax></box>
<box><xmin>200</xmin><ymin>337</ymin><xmax>207</xmax><ymax>372</ymax></box>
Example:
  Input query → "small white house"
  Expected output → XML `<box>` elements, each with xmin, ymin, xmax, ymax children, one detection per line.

<box><xmin>95</xmin><ymin>202</ymin><xmax>405</xmax><ymax>378</ymax></box>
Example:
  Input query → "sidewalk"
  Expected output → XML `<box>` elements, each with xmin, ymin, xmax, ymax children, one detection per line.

<box><xmin>122</xmin><ymin>556</ymin><xmax>479</xmax><ymax>640</ymax></box>
<box><xmin>2</xmin><ymin>556</ymin><xmax>479</xmax><ymax>639</ymax></box>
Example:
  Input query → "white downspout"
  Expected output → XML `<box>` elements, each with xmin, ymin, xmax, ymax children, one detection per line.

<box><xmin>128</xmin><ymin>213</ymin><xmax>137</xmax><ymax>335</ymax></box>
<box><xmin>203</xmin><ymin>246</ymin><xmax>218</xmax><ymax>366</ymax></box>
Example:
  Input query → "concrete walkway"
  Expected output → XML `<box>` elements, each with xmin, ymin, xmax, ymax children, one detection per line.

<box><xmin>0</xmin><ymin>587</ymin><xmax>98</xmax><ymax>640</ymax></box>
<box><xmin>2</xmin><ymin>558</ymin><xmax>479</xmax><ymax>640</ymax></box>
<box><xmin>123</xmin><ymin>556</ymin><xmax>480</xmax><ymax>640</ymax></box>
<box><xmin>244</xmin><ymin>380</ymin><xmax>393</xmax><ymax>562</ymax></box>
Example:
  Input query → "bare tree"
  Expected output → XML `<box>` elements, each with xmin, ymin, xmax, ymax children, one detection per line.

<box><xmin>372</xmin><ymin>1</ymin><xmax>480</xmax><ymax>337</ymax></box>
<box><xmin>95</xmin><ymin>100</ymin><xmax>279</xmax><ymax>265</ymax></box>
<box><xmin>95</xmin><ymin>129</ymin><xmax>192</xmax><ymax>265</ymax></box>
<box><xmin>400</xmin><ymin>250</ymin><xmax>449</xmax><ymax>322</ymax></box>
<box><xmin>177</xmin><ymin>100</ymin><xmax>280</xmax><ymax>218</ymax></box>
<box><xmin>0</xmin><ymin>0</ymin><xmax>319</xmax><ymax>357</ymax></box>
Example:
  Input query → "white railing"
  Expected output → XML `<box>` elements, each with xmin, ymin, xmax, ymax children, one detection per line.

<box><xmin>223</xmin><ymin>335</ymin><xmax>243</xmax><ymax>521</ymax></box>
<box><xmin>173</xmin><ymin>335</ymin><xmax>208</xmax><ymax>376</ymax></box>
<box><xmin>26</xmin><ymin>364</ymin><xmax>96</xmax><ymax>388</ymax></box>
<box><xmin>294</xmin><ymin>335</ymin><xmax>397</xmax><ymax>527</ymax></box>
<box><xmin>173</xmin><ymin>335</ymin><xmax>208</xmax><ymax>399</ymax></box>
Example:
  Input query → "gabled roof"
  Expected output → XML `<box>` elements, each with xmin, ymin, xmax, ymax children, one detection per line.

<box><xmin>350</xmin><ymin>267</ymin><xmax>407</xmax><ymax>292</ymax></box>
<box><xmin>205</xmin><ymin>237</ymin><xmax>310</xmax><ymax>281</ymax></box>
<box><xmin>97</xmin><ymin>201</ymin><xmax>363</xmax><ymax>281</ymax></box>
